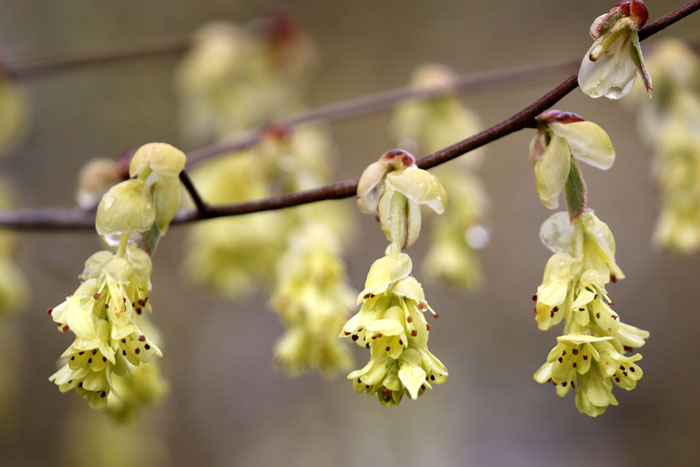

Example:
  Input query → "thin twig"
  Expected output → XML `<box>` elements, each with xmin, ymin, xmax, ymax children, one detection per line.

<box><xmin>3</xmin><ymin>38</ymin><xmax>190</xmax><ymax>80</ymax></box>
<box><xmin>0</xmin><ymin>0</ymin><xmax>698</xmax><ymax>231</ymax></box>
<box><xmin>178</xmin><ymin>170</ymin><xmax>210</xmax><ymax>215</ymax></box>
<box><xmin>185</xmin><ymin>58</ymin><xmax>581</xmax><ymax>166</ymax></box>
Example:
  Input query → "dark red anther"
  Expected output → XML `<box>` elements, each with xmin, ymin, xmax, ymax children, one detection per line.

<box><xmin>426</xmin><ymin>324</ymin><xmax>431</xmax><ymax>331</ymax></box>
<box><xmin>531</xmin><ymin>294</ymin><xmax>538</xmax><ymax>302</ymax></box>
<box><xmin>46</xmin><ymin>307</ymin><xmax>53</xmax><ymax>315</ymax></box>
<box><xmin>138</xmin><ymin>335</ymin><xmax>146</xmax><ymax>342</ymax></box>
<box><xmin>610</xmin><ymin>274</ymin><xmax>617</xmax><ymax>283</ymax></box>
<box><xmin>93</xmin><ymin>293</ymin><xmax>101</xmax><ymax>300</ymax></box>
<box><xmin>407</xmin><ymin>316</ymin><xmax>413</xmax><ymax>323</ymax></box>
<box><xmin>351</xmin><ymin>335</ymin><xmax>359</xmax><ymax>341</ymax></box>
<box><xmin>62</xmin><ymin>325</ymin><xmax>69</xmax><ymax>332</ymax></box>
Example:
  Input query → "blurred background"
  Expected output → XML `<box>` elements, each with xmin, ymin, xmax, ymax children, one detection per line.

<box><xmin>1</xmin><ymin>0</ymin><xmax>699</xmax><ymax>466</ymax></box>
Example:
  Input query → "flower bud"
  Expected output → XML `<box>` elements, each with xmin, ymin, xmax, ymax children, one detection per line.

<box><xmin>96</xmin><ymin>179</ymin><xmax>155</xmax><ymax>236</ymax></box>
<box><xmin>129</xmin><ymin>142</ymin><xmax>186</xmax><ymax>178</ymax></box>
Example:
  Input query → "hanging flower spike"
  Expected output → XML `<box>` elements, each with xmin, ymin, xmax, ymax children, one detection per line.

<box><xmin>344</xmin><ymin>150</ymin><xmax>448</xmax><ymax>405</ymax></box>
<box><xmin>578</xmin><ymin>0</ymin><xmax>652</xmax><ymax>99</ymax></box>
<box><xmin>532</xmin><ymin>210</ymin><xmax>649</xmax><ymax>417</ymax></box>
<box><xmin>530</xmin><ymin>110</ymin><xmax>615</xmax><ymax>218</ymax></box>
<box><xmin>50</xmin><ymin>142</ymin><xmax>185</xmax><ymax>412</ymax></box>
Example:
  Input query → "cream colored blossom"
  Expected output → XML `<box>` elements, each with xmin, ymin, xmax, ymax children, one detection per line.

<box><xmin>578</xmin><ymin>0</ymin><xmax>652</xmax><ymax>99</ymax></box>
<box><xmin>49</xmin><ymin>246</ymin><xmax>163</xmax><ymax>410</ymax></box>
<box><xmin>341</xmin><ymin>254</ymin><xmax>447</xmax><ymax>405</ymax></box>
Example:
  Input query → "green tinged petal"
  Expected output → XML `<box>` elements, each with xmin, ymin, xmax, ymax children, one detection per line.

<box><xmin>385</xmin><ymin>167</ymin><xmax>447</xmax><ymax>214</ymax></box>
<box><xmin>534</xmin><ymin>134</ymin><xmax>570</xmax><ymax>209</ymax></box>
<box><xmin>550</xmin><ymin>122</ymin><xmax>615</xmax><ymax>170</ymax></box>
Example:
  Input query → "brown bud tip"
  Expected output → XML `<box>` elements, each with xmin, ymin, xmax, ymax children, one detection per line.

<box><xmin>262</xmin><ymin>123</ymin><xmax>292</xmax><ymax>143</ymax></box>
<box><xmin>380</xmin><ymin>149</ymin><xmax>416</xmax><ymax>170</ymax></box>
<box><xmin>618</xmin><ymin>0</ymin><xmax>648</xmax><ymax>26</ymax></box>
<box><xmin>537</xmin><ymin>110</ymin><xmax>585</xmax><ymax>125</ymax></box>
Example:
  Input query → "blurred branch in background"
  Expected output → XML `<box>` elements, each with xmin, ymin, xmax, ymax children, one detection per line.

<box><xmin>0</xmin><ymin>0</ymin><xmax>698</xmax><ymax>232</ymax></box>
<box><xmin>2</xmin><ymin>38</ymin><xmax>190</xmax><ymax>80</ymax></box>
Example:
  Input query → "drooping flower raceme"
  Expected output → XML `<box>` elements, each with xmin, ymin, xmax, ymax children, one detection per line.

<box><xmin>528</xmin><ymin>110</ymin><xmax>649</xmax><ymax>416</ymax></box>
<box><xmin>578</xmin><ymin>0</ymin><xmax>652</xmax><ymax>99</ymax></box>
<box><xmin>342</xmin><ymin>149</ymin><xmax>448</xmax><ymax>405</ymax></box>
<box><xmin>49</xmin><ymin>142</ymin><xmax>184</xmax><ymax>414</ymax></box>
<box><xmin>389</xmin><ymin>63</ymin><xmax>489</xmax><ymax>291</ymax></box>
<box><xmin>531</xmin><ymin>211</ymin><xmax>649</xmax><ymax>417</ymax></box>
<box><xmin>629</xmin><ymin>40</ymin><xmax>700</xmax><ymax>253</ymax></box>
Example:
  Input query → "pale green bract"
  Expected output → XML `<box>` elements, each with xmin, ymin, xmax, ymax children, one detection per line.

<box><xmin>357</xmin><ymin>152</ymin><xmax>446</xmax><ymax>251</ymax></box>
<box><xmin>530</xmin><ymin>120</ymin><xmax>615</xmax><ymax>210</ymax></box>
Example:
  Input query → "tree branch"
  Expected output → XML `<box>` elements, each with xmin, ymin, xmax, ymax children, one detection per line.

<box><xmin>178</xmin><ymin>170</ymin><xmax>210</xmax><ymax>215</ymax></box>
<box><xmin>2</xmin><ymin>38</ymin><xmax>190</xmax><ymax>80</ymax></box>
<box><xmin>1</xmin><ymin>0</ymin><xmax>698</xmax><ymax>231</ymax></box>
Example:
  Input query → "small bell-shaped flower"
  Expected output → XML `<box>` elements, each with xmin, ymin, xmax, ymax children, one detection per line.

<box><xmin>578</xmin><ymin>0</ymin><xmax>652</xmax><ymax>99</ymax></box>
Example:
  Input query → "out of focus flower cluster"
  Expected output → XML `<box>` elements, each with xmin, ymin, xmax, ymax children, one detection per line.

<box><xmin>175</xmin><ymin>14</ymin><xmax>315</xmax><ymax>142</ymax></box>
<box><xmin>271</xmin><ymin>222</ymin><xmax>355</xmax><ymax>376</ymax></box>
<box><xmin>630</xmin><ymin>40</ymin><xmax>700</xmax><ymax>253</ymax></box>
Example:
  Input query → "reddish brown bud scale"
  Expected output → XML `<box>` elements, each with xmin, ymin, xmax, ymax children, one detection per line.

<box><xmin>536</xmin><ymin>109</ymin><xmax>585</xmax><ymax>125</ymax></box>
<box><xmin>380</xmin><ymin>149</ymin><xmax>416</xmax><ymax>170</ymax></box>
<box><xmin>262</xmin><ymin>123</ymin><xmax>292</xmax><ymax>143</ymax></box>
<box><xmin>616</xmin><ymin>0</ymin><xmax>649</xmax><ymax>25</ymax></box>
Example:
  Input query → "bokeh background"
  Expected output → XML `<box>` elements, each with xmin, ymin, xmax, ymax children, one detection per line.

<box><xmin>1</xmin><ymin>0</ymin><xmax>699</xmax><ymax>466</ymax></box>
